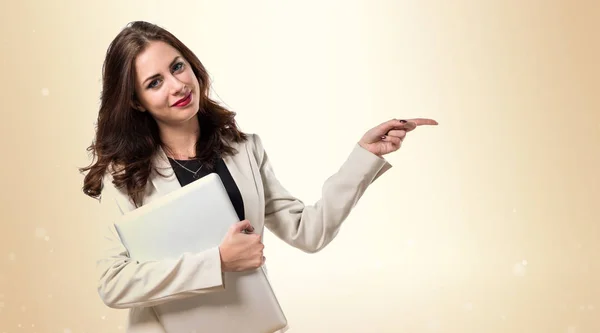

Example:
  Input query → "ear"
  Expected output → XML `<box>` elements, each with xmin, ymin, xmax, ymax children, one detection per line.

<box><xmin>131</xmin><ymin>99</ymin><xmax>146</xmax><ymax>112</ymax></box>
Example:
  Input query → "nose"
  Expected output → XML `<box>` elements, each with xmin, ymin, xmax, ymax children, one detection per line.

<box><xmin>168</xmin><ymin>75</ymin><xmax>186</xmax><ymax>95</ymax></box>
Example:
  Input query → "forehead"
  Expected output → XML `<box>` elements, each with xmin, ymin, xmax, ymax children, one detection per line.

<box><xmin>135</xmin><ymin>41</ymin><xmax>182</xmax><ymax>78</ymax></box>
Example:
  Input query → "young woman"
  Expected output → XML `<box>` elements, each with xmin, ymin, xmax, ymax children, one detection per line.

<box><xmin>81</xmin><ymin>21</ymin><xmax>437</xmax><ymax>333</ymax></box>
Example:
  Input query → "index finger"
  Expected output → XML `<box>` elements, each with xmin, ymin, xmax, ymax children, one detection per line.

<box><xmin>403</xmin><ymin>118</ymin><xmax>438</xmax><ymax>126</ymax></box>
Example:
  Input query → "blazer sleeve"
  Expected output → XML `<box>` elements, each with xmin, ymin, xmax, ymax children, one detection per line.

<box><xmin>252</xmin><ymin>134</ymin><xmax>393</xmax><ymax>253</ymax></box>
<box><xmin>95</xmin><ymin>173</ymin><xmax>225</xmax><ymax>309</ymax></box>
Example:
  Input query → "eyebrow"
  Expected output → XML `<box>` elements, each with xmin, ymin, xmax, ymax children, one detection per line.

<box><xmin>142</xmin><ymin>56</ymin><xmax>182</xmax><ymax>85</ymax></box>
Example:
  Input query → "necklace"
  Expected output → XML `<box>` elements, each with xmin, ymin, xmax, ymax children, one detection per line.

<box><xmin>170</xmin><ymin>158</ymin><xmax>203</xmax><ymax>179</ymax></box>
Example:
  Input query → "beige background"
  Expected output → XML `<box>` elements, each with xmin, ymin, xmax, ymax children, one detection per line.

<box><xmin>1</xmin><ymin>0</ymin><xmax>599</xmax><ymax>332</ymax></box>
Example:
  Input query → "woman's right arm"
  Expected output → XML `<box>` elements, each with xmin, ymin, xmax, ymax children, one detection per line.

<box><xmin>95</xmin><ymin>174</ymin><xmax>225</xmax><ymax>309</ymax></box>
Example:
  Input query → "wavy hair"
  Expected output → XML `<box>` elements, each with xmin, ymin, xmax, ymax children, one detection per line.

<box><xmin>80</xmin><ymin>21</ymin><xmax>247</xmax><ymax>207</ymax></box>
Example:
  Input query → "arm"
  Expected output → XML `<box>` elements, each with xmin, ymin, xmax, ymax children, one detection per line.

<box><xmin>253</xmin><ymin>134</ymin><xmax>392</xmax><ymax>253</ymax></box>
<box><xmin>95</xmin><ymin>173</ymin><xmax>225</xmax><ymax>309</ymax></box>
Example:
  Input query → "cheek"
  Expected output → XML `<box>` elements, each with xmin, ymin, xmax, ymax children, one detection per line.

<box><xmin>142</xmin><ymin>90</ymin><xmax>170</xmax><ymax>111</ymax></box>
<box><xmin>183</xmin><ymin>70</ymin><xmax>200</xmax><ymax>87</ymax></box>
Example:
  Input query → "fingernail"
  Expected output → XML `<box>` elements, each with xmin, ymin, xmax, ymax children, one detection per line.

<box><xmin>399</xmin><ymin>119</ymin><xmax>407</xmax><ymax>123</ymax></box>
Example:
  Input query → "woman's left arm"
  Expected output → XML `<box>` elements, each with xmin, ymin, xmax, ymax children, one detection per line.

<box><xmin>254</xmin><ymin>118</ymin><xmax>437</xmax><ymax>253</ymax></box>
<box><xmin>254</xmin><ymin>134</ymin><xmax>390</xmax><ymax>253</ymax></box>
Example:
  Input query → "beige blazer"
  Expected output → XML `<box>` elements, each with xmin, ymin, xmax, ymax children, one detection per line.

<box><xmin>96</xmin><ymin>133</ymin><xmax>392</xmax><ymax>332</ymax></box>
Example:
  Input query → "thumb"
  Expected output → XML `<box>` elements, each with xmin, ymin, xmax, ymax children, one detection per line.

<box><xmin>231</xmin><ymin>219</ymin><xmax>254</xmax><ymax>233</ymax></box>
<box><xmin>365</xmin><ymin>119</ymin><xmax>404</xmax><ymax>142</ymax></box>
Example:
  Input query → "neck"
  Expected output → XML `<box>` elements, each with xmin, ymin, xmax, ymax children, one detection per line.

<box><xmin>159</xmin><ymin>117</ymin><xmax>201</xmax><ymax>160</ymax></box>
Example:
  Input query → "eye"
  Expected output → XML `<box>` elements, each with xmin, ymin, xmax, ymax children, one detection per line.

<box><xmin>147</xmin><ymin>79</ymin><xmax>162</xmax><ymax>89</ymax></box>
<box><xmin>172</xmin><ymin>62</ymin><xmax>184</xmax><ymax>72</ymax></box>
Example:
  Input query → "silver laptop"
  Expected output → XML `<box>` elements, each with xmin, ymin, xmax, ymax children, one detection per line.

<box><xmin>114</xmin><ymin>173</ymin><xmax>288</xmax><ymax>333</ymax></box>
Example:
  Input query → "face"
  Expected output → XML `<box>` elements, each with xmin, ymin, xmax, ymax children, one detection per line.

<box><xmin>133</xmin><ymin>41</ymin><xmax>201</xmax><ymax>127</ymax></box>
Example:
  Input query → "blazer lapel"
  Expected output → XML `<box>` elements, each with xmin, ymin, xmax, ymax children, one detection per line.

<box><xmin>149</xmin><ymin>146</ymin><xmax>182</xmax><ymax>196</ymax></box>
<box><xmin>222</xmin><ymin>141</ymin><xmax>261</xmax><ymax>229</ymax></box>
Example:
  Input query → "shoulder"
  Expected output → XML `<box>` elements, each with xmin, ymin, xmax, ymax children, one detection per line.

<box><xmin>244</xmin><ymin>133</ymin><xmax>264</xmax><ymax>150</ymax></box>
<box><xmin>238</xmin><ymin>133</ymin><xmax>267</xmax><ymax>163</ymax></box>
<box><xmin>226</xmin><ymin>132</ymin><xmax>265</xmax><ymax>157</ymax></box>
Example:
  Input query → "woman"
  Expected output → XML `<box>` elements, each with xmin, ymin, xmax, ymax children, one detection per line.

<box><xmin>81</xmin><ymin>21</ymin><xmax>437</xmax><ymax>333</ymax></box>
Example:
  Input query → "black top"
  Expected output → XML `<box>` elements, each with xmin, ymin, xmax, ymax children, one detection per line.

<box><xmin>168</xmin><ymin>157</ymin><xmax>245</xmax><ymax>221</ymax></box>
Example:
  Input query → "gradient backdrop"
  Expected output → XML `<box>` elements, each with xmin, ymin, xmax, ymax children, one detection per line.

<box><xmin>1</xmin><ymin>0</ymin><xmax>599</xmax><ymax>332</ymax></box>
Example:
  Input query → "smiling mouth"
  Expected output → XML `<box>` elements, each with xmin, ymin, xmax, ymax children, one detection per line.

<box><xmin>172</xmin><ymin>92</ymin><xmax>192</xmax><ymax>107</ymax></box>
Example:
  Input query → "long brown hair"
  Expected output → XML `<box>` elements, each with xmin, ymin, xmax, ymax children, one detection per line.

<box><xmin>80</xmin><ymin>21</ymin><xmax>247</xmax><ymax>207</ymax></box>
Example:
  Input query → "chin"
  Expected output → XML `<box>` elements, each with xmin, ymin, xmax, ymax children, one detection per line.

<box><xmin>180</xmin><ymin>107</ymin><xmax>201</xmax><ymax>123</ymax></box>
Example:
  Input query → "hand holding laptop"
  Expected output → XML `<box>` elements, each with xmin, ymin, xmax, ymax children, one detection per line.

<box><xmin>219</xmin><ymin>220</ymin><xmax>266</xmax><ymax>272</ymax></box>
<box><xmin>113</xmin><ymin>174</ymin><xmax>287</xmax><ymax>332</ymax></box>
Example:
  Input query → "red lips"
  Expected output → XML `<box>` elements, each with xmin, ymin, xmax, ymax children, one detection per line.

<box><xmin>172</xmin><ymin>92</ymin><xmax>192</xmax><ymax>107</ymax></box>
